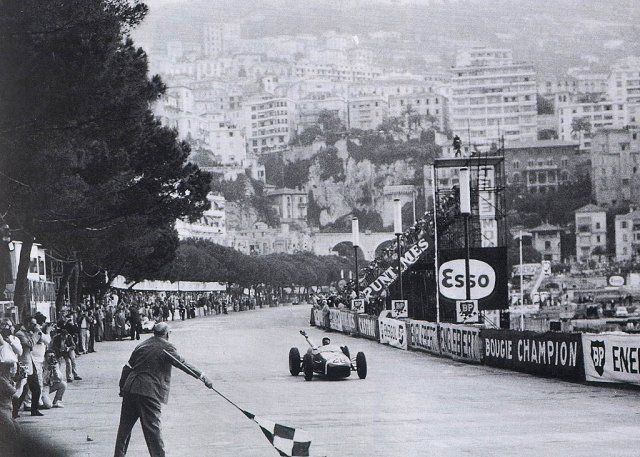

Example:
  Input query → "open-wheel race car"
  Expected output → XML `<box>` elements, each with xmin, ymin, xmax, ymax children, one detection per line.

<box><xmin>289</xmin><ymin>330</ymin><xmax>367</xmax><ymax>381</ymax></box>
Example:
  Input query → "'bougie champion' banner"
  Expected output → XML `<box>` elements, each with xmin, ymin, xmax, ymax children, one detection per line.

<box><xmin>481</xmin><ymin>329</ymin><xmax>584</xmax><ymax>382</ymax></box>
<box><xmin>363</xmin><ymin>239</ymin><xmax>429</xmax><ymax>299</ymax></box>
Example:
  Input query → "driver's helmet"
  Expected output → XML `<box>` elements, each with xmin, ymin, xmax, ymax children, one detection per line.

<box><xmin>322</xmin><ymin>337</ymin><xmax>331</xmax><ymax>346</ymax></box>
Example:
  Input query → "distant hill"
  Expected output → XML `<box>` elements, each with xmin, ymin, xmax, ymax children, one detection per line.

<box><xmin>134</xmin><ymin>0</ymin><xmax>640</xmax><ymax>75</ymax></box>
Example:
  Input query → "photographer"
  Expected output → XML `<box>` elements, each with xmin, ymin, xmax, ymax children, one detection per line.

<box><xmin>12</xmin><ymin>319</ymin><xmax>43</xmax><ymax>417</ymax></box>
<box><xmin>0</xmin><ymin>319</ymin><xmax>22</xmax><ymax>362</ymax></box>
<box><xmin>62</xmin><ymin>318</ymin><xmax>82</xmax><ymax>382</ymax></box>
<box><xmin>31</xmin><ymin>322</ymin><xmax>52</xmax><ymax>408</ymax></box>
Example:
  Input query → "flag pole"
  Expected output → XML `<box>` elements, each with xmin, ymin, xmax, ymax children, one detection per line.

<box><xmin>163</xmin><ymin>349</ymin><xmax>246</xmax><ymax>415</ymax></box>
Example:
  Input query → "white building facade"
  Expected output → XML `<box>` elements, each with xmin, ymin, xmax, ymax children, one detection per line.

<box><xmin>449</xmin><ymin>48</ymin><xmax>537</xmax><ymax>150</ymax></box>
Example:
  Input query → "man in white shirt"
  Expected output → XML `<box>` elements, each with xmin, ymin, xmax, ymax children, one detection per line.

<box><xmin>30</xmin><ymin>322</ymin><xmax>52</xmax><ymax>408</ymax></box>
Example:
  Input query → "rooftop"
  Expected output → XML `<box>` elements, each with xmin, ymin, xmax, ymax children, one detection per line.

<box><xmin>575</xmin><ymin>203</ymin><xmax>604</xmax><ymax>214</ymax></box>
<box><xmin>616</xmin><ymin>209</ymin><xmax>640</xmax><ymax>220</ymax></box>
<box><xmin>529</xmin><ymin>223</ymin><xmax>564</xmax><ymax>233</ymax></box>
<box><xmin>505</xmin><ymin>139</ymin><xmax>580</xmax><ymax>150</ymax></box>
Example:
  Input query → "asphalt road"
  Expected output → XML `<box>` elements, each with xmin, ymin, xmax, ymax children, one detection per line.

<box><xmin>20</xmin><ymin>305</ymin><xmax>640</xmax><ymax>457</ymax></box>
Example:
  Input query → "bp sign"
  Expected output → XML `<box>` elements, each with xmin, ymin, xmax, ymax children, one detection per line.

<box><xmin>438</xmin><ymin>247</ymin><xmax>508</xmax><ymax>311</ymax></box>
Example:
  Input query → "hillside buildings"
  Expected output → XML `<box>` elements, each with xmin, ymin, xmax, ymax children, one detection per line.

<box><xmin>504</xmin><ymin>140</ymin><xmax>585</xmax><ymax>193</ymax></box>
<box><xmin>590</xmin><ymin>129</ymin><xmax>640</xmax><ymax>208</ymax></box>
<box><xmin>176</xmin><ymin>194</ymin><xmax>227</xmax><ymax>241</ymax></box>
<box><xmin>575</xmin><ymin>204</ymin><xmax>607</xmax><ymax>262</ymax></box>
<box><xmin>529</xmin><ymin>223</ymin><xmax>564</xmax><ymax>262</ymax></box>
<box><xmin>614</xmin><ymin>209</ymin><xmax>640</xmax><ymax>262</ymax></box>
<box><xmin>449</xmin><ymin>48</ymin><xmax>537</xmax><ymax>151</ymax></box>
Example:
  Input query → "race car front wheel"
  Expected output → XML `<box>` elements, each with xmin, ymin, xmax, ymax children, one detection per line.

<box><xmin>356</xmin><ymin>352</ymin><xmax>367</xmax><ymax>379</ymax></box>
<box><xmin>303</xmin><ymin>353</ymin><xmax>314</xmax><ymax>381</ymax></box>
<box><xmin>289</xmin><ymin>347</ymin><xmax>301</xmax><ymax>376</ymax></box>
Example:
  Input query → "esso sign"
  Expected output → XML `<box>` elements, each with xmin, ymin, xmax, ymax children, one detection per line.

<box><xmin>608</xmin><ymin>275</ymin><xmax>625</xmax><ymax>287</ymax></box>
<box><xmin>438</xmin><ymin>259</ymin><xmax>496</xmax><ymax>300</ymax></box>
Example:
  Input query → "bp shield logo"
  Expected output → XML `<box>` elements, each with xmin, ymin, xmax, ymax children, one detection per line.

<box><xmin>590</xmin><ymin>340</ymin><xmax>606</xmax><ymax>376</ymax></box>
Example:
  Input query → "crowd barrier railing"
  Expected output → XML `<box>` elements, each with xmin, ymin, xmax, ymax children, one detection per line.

<box><xmin>582</xmin><ymin>332</ymin><xmax>640</xmax><ymax>386</ymax></box>
<box><xmin>309</xmin><ymin>307</ymin><xmax>640</xmax><ymax>386</ymax></box>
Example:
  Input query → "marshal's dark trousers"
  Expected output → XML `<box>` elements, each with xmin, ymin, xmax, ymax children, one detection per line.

<box><xmin>13</xmin><ymin>372</ymin><xmax>41</xmax><ymax>416</ymax></box>
<box><xmin>114</xmin><ymin>393</ymin><xmax>165</xmax><ymax>457</ymax></box>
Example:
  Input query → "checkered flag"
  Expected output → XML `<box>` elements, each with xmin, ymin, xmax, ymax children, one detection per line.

<box><xmin>242</xmin><ymin>410</ymin><xmax>312</xmax><ymax>457</ymax></box>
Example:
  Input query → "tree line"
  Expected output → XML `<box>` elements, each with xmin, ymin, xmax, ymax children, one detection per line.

<box><xmin>0</xmin><ymin>1</ymin><xmax>211</xmax><ymax>320</ymax></box>
<box><xmin>160</xmin><ymin>239</ymin><xmax>355</xmax><ymax>291</ymax></box>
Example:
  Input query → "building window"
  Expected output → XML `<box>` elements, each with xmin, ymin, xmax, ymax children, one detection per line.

<box><xmin>545</xmin><ymin>241</ymin><xmax>551</xmax><ymax>250</ymax></box>
<box><xmin>595</xmin><ymin>222</ymin><xmax>601</xmax><ymax>230</ymax></box>
<box><xmin>622</xmin><ymin>221</ymin><xmax>628</xmax><ymax>228</ymax></box>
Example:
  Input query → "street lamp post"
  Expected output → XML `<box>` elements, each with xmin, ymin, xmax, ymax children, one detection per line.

<box><xmin>394</xmin><ymin>199</ymin><xmax>404</xmax><ymax>301</ymax></box>
<box><xmin>459</xmin><ymin>167</ymin><xmax>472</xmax><ymax>301</ymax></box>
<box><xmin>351</xmin><ymin>217</ymin><xmax>360</xmax><ymax>297</ymax></box>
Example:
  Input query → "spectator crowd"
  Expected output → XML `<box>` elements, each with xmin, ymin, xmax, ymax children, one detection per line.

<box><xmin>0</xmin><ymin>288</ymin><xmax>263</xmax><ymax>433</ymax></box>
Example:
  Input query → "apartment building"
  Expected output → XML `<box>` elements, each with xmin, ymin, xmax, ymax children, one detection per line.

<box><xmin>449</xmin><ymin>48</ymin><xmax>537</xmax><ymax>150</ymax></box>
<box><xmin>176</xmin><ymin>194</ymin><xmax>226</xmax><ymax>241</ymax></box>
<box><xmin>615</xmin><ymin>209</ymin><xmax>640</xmax><ymax>262</ymax></box>
<box><xmin>609</xmin><ymin>58</ymin><xmax>640</xmax><ymax>129</ymax></box>
<box><xmin>504</xmin><ymin>140</ymin><xmax>584</xmax><ymax>193</ymax></box>
<box><xmin>347</xmin><ymin>96</ymin><xmax>388</xmax><ymax>130</ymax></box>
<box><xmin>387</xmin><ymin>92</ymin><xmax>447</xmax><ymax>130</ymax></box>
<box><xmin>574</xmin><ymin>204</ymin><xmax>607</xmax><ymax>262</ymax></box>
<box><xmin>590</xmin><ymin>129</ymin><xmax>640</xmax><ymax>208</ymax></box>
<box><xmin>529</xmin><ymin>223</ymin><xmax>564</xmax><ymax>262</ymax></box>
<box><xmin>202</xmin><ymin>22</ymin><xmax>241</xmax><ymax>57</ymax></box>
<box><xmin>244</xmin><ymin>94</ymin><xmax>294</xmax><ymax>155</ymax></box>
<box><xmin>557</xmin><ymin>99</ymin><xmax>626</xmax><ymax>151</ymax></box>
<box><xmin>296</xmin><ymin>95</ymin><xmax>348</xmax><ymax>131</ymax></box>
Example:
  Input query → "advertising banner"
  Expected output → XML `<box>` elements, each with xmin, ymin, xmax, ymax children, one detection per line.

<box><xmin>456</xmin><ymin>300</ymin><xmax>479</xmax><ymax>323</ymax></box>
<box><xmin>312</xmin><ymin>309</ymin><xmax>324</xmax><ymax>328</ymax></box>
<box><xmin>481</xmin><ymin>329</ymin><xmax>584</xmax><ymax>381</ymax></box>
<box><xmin>407</xmin><ymin>320</ymin><xmax>439</xmax><ymax>354</ymax></box>
<box><xmin>378</xmin><ymin>317</ymin><xmax>408</xmax><ymax>350</ymax></box>
<box><xmin>351</xmin><ymin>299</ymin><xmax>365</xmax><ymax>314</ymax></box>
<box><xmin>439</xmin><ymin>323</ymin><xmax>482</xmax><ymax>363</ymax></box>
<box><xmin>362</xmin><ymin>239</ymin><xmax>429</xmax><ymax>299</ymax></box>
<box><xmin>338</xmin><ymin>310</ymin><xmax>357</xmax><ymax>334</ymax></box>
<box><xmin>329</xmin><ymin>309</ymin><xmax>343</xmax><ymax>332</ymax></box>
<box><xmin>438</xmin><ymin>247</ymin><xmax>509</xmax><ymax>310</ymax></box>
<box><xmin>583</xmin><ymin>333</ymin><xmax>640</xmax><ymax>386</ymax></box>
<box><xmin>357</xmin><ymin>315</ymin><xmax>379</xmax><ymax>340</ymax></box>
<box><xmin>391</xmin><ymin>300</ymin><xmax>408</xmax><ymax>318</ymax></box>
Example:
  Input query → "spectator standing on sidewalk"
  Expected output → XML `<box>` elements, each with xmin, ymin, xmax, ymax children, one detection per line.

<box><xmin>87</xmin><ymin>310</ymin><xmax>96</xmax><ymax>353</ymax></box>
<box><xmin>114</xmin><ymin>323</ymin><xmax>213</xmax><ymax>457</ymax></box>
<box><xmin>12</xmin><ymin>320</ymin><xmax>43</xmax><ymax>417</ymax></box>
<box><xmin>114</xmin><ymin>307</ymin><xmax>126</xmax><ymax>341</ymax></box>
<box><xmin>61</xmin><ymin>321</ymin><xmax>82</xmax><ymax>383</ymax></box>
<box><xmin>78</xmin><ymin>309</ymin><xmax>90</xmax><ymax>354</ymax></box>
<box><xmin>129</xmin><ymin>305</ymin><xmax>142</xmax><ymax>341</ymax></box>
<box><xmin>95</xmin><ymin>306</ymin><xmax>105</xmax><ymax>343</ymax></box>
<box><xmin>31</xmin><ymin>321</ymin><xmax>52</xmax><ymax>409</ymax></box>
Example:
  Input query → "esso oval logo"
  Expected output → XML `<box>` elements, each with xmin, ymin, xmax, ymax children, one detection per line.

<box><xmin>438</xmin><ymin>259</ymin><xmax>496</xmax><ymax>300</ymax></box>
<box><xmin>608</xmin><ymin>275</ymin><xmax>625</xmax><ymax>287</ymax></box>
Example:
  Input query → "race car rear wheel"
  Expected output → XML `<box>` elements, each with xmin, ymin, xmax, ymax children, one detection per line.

<box><xmin>303</xmin><ymin>353</ymin><xmax>314</xmax><ymax>381</ymax></box>
<box><xmin>289</xmin><ymin>347</ymin><xmax>301</xmax><ymax>376</ymax></box>
<box><xmin>356</xmin><ymin>352</ymin><xmax>367</xmax><ymax>379</ymax></box>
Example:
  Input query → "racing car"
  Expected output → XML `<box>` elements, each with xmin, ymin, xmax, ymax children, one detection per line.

<box><xmin>289</xmin><ymin>330</ymin><xmax>367</xmax><ymax>381</ymax></box>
